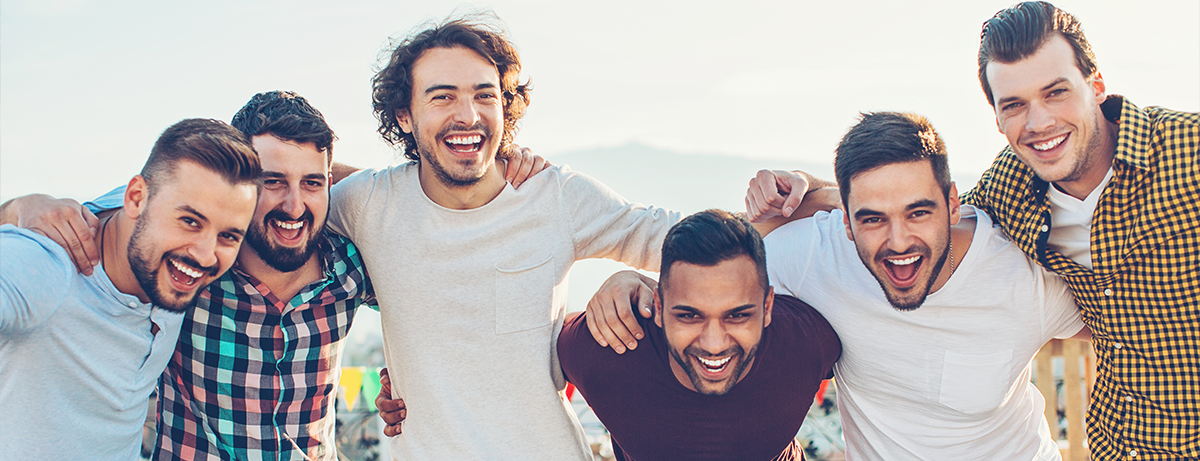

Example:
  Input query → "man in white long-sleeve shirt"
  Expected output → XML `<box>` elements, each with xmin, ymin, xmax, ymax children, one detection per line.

<box><xmin>327</xmin><ymin>16</ymin><xmax>680</xmax><ymax>460</ymax></box>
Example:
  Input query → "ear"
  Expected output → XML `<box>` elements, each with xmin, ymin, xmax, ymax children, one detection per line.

<box><xmin>843</xmin><ymin>209</ymin><xmax>854</xmax><ymax>242</ymax></box>
<box><xmin>948</xmin><ymin>182</ymin><xmax>962</xmax><ymax>226</ymax></box>
<box><xmin>653</xmin><ymin>290</ymin><xmax>664</xmax><ymax>328</ymax></box>
<box><xmin>762</xmin><ymin>286</ymin><xmax>774</xmax><ymax>328</ymax></box>
<box><xmin>396</xmin><ymin>109</ymin><xmax>413</xmax><ymax>134</ymax></box>
<box><xmin>124</xmin><ymin>176</ymin><xmax>149</xmax><ymax>220</ymax></box>
<box><xmin>1090</xmin><ymin>72</ymin><xmax>1107</xmax><ymax>105</ymax></box>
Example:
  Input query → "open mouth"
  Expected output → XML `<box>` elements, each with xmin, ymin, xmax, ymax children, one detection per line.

<box><xmin>166</xmin><ymin>258</ymin><xmax>205</xmax><ymax>290</ymax></box>
<box><xmin>882</xmin><ymin>254</ymin><xmax>922</xmax><ymax>288</ymax></box>
<box><xmin>1028</xmin><ymin>133</ymin><xmax>1068</xmax><ymax>155</ymax></box>
<box><xmin>444</xmin><ymin>134</ymin><xmax>483</xmax><ymax>155</ymax></box>
<box><xmin>270</xmin><ymin>218</ymin><xmax>306</xmax><ymax>244</ymax></box>
<box><xmin>693</xmin><ymin>355</ymin><xmax>733</xmax><ymax>377</ymax></box>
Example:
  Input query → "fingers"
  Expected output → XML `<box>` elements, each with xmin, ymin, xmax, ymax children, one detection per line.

<box><xmin>636</xmin><ymin>281</ymin><xmax>655</xmax><ymax>319</ymax></box>
<box><xmin>21</xmin><ymin>197</ymin><xmax>98</xmax><ymax>276</ymax></box>
<box><xmin>745</xmin><ymin>170</ymin><xmax>786</xmax><ymax>222</ymax></box>
<box><xmin>586</xmin><ymin>296</ymin><xmax>633</xmax><ymax>354</ymax></box>
<box><xmin>376</xmin><ymin>368</ymin><xmax>407</xmax><ymax>437</ymax></box>
<box><xmin>775</xmin><ymin>170</ymin><xmax>811</xmax><ymax>218</ymax></box>
<box><xmin>512</xmin><ymin>149</ymin><xmax>535</xmax><ymax>189</ymax></box>
<box><xmin>65</xmin><ymin>208</ymin><xmax>101</xmax><ymax>275</ymax></box>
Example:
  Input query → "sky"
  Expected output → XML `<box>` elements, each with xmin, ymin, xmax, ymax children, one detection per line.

<box><xmin>2</xmin><ymin>0</ymin><xmax>1197</xmax><ymax>203</ymax></box>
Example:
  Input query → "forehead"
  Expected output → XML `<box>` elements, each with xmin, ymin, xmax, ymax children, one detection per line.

<box><xmin>847</xmin><ymin>161</ymin><xmax>943</xmax><ymax>212</ymax></box>
<box><xmin>151</xmin><ymin>161</ymin><xmax>257</xmax><ymax>226</ymax></box>
<box><xmin>411</xmin><ymin>46</ymin><xmax>500</xmax><ymax>93</ymax></box>
<box><xmin>985</xmin><ymin>34</ymin><xmax>1083</xmax><ymax>98</ymax></box>
<box><xmin>662</xmin><ymin>256</ymin><xmax>764</xmax><ymax>310</ymax></box>
<box><xmin>251</xmin><ymin>135</ymin><xmax>327</xmax><ymax>172</ymax></box>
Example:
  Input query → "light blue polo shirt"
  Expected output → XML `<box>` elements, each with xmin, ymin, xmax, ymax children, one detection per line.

<box><xmin>0</xmin><ymin>224</ymin><xmax>184</xmax><ymax>460</ymax></box>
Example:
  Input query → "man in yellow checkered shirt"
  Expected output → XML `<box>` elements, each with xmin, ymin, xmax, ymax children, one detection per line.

<box><xmin>961</xmin><ymin>2</ymin><xmax>1199</xmax><ymax>459</ymax></box>
<box><xmin>742</xmin><ymin>2</ymin><xmax>1196</xmax><ymax>459</ymax></box>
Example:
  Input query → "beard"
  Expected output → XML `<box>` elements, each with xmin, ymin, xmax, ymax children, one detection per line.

<box><xmin>414</xmin><ymin>120</ymin><xmax>496</xmax><ymax>188</ymax></box>
<box><xmin>859</xmin><ymin>238</ymin><xmax>950</xmax><ymax>311</ymax></box>
<box><xmin>127</xmin><ymin>215</ymin><xmax>216</xmax><ymax>312</ymax></box>
<box><xmin>244</xmin><ymin>207</ymin><xmax>324</xmax><ymax>273</ymax></box>
<box><xmin>668</xmin><ymin>342</ymin><xmax>758</xmax><ymax>396</ymax></box>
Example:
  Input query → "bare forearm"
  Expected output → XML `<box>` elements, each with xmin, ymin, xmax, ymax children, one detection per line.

<box><xmin>331</xmin><ymin>162</ymin><xmax>360</xmax><ymax>184</ymax></box>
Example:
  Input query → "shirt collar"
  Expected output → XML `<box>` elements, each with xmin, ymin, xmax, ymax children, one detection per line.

<box><xmin>1103</xmin><ymin>95</ymin><xmax>1153</xmax><ymax>171</ymax></box>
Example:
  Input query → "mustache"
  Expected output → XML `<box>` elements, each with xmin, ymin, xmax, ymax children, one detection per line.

<box><xmin>166</xmin><ymin>253</ymin><xmax>218</xmax><ymax>277</ymax></box>
<box><xmin>683</xmin><ymin>344</ymin><xmax>744</xmax><ymax>359</ymax></box>
<box><xmin>264</xmin><ymin>208</ymin><xmax>314</xmax><ymax>226</ymax></box>
<box><xmin>437</xmin><ymin>121</ymin><xmax>493</xmax><ymax>139</ymax></box>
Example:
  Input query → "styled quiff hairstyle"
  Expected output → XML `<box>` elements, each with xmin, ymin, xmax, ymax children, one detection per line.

<box><xmin>231</xmin><ymin>90</ymin><xmax>337</xmax><ymax>165</ymax></box>
<box><xmin>659</xmin><ymin>209</ymin><xmax>769</xmax><ymax>295</ymax></box>
<box><xmin>834</xmin><ymin>112</ymin><xmax>951</xmax><ymax>208</ymax></box>
<box><xmin>140</xmin><ymin>118</ymin><xmax>261</xmax><ymax>195</ymax></box>
<box><xmin>372</xmin><ymin>14</ymin><xmax>531</xmax><ymax>161</ymax></box>
<box><xmin>977</xmin><ymin>1</ymin><xmax>1098</xmax><ymax>107</ymax></box>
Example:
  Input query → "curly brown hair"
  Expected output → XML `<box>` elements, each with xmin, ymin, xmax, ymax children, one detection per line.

<box><xmin>372</xmin><ymin>15</ymin><xmax>531</xmax><ymax>161</ymax></box>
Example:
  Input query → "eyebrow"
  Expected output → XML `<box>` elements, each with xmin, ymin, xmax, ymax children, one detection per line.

<box><xmin>668</xmin><ymin>304</ymin><xmax>757</xmax><ymax>315</ymax></box>
<box><xmin>423</xmin><ymin>82</ymin><xmax>498</xmax><ymax>94</ymax></box>
<box><xmin>261</xmin><ymin>171</ymin><xmax>327</xmax><ymax>181</ymax></box>
<box><xmin>852</xmin><ymin>199</ymin><xmax>939</xmax><ymax>220</ymax></box>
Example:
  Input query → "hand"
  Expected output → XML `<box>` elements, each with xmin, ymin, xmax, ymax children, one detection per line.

<box><xmin>3</xmin><ymin>194</ymin><xmax>100</xmax><ymax>275</ymax></box>
<box><xmin>375</xmin><ymin>368</ymin><xmax>406</xmax><ymax>437</ymax></box>
<box><xmin>502</xmin><ymin>144</ymin><xmax>549</xmax><ymax>189</ymax></box>
<box><xmin>586</xmin><ymin>271</ymin><xmax>657</xmax><ymax>354</ymax></box>
<box><xmin>744</xmin><ymin>169</ymin><xmax>811</xmax><ymax>222</ymax></box>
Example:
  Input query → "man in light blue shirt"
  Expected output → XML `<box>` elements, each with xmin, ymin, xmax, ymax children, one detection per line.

<box><xmin>0</xmin><ymin>118</ymin><xmax>260</xmax><ymax>460</ymax></box>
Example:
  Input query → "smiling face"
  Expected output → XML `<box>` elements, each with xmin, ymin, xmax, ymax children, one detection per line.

<box><xmin>243</xmin><ymin>134</ymin><xmax>330</xmax><ymax>273</ymax></box>
<box><xmin>656</xmin><ymin>255</ymin><xmax>773</xmax><ymax>395</ymax></box>
<box><xmin>987</xmin><ymin>34</ymin><xmax>1114</xmax><ymax>198</ymax></box>
<box><xmin>844</xmin><ymin>160</ymin><xmax>960</xmax><ymax>311</ymax></box>
<box><xmin>397</xmin><ymin>46</ymin><xmax>505</xmax><ymax>189</ymax></box>
<box><xmin>125</xmin><ymin>161</ymin><xmax>257</xmax><ymax>311</ymax></box>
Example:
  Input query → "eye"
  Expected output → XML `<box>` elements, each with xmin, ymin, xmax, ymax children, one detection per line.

<box><xmin>1001</xmin><ymin>101</ymin><xmax>1023</xmax><ymax>112</ymax></box>
<box><xmin>262</xmin><ymin>179</ymin><xmax>284</xmax><ymax>189</ymax></box>
<box><xmin>860</xmin><ymin>217</ymin><xmax>882</xmax><ymax>225</ymax></box>
<box><xmin>304</xmin><ymin>180</ymin><xmax>325</xmax><ymax>188</ymax></box>
<box><xmin>1048</xmin><ymin>88</ymin><xmax>1067</xmax><ymax>97</ymax></box>
<box><xmin>675</xmin><ymin>312</ymin><xmax>699</xmax><ymax>321</ymax></box>
<box><xmin>219</xmin><ymin>232</ymin><xmax>241</xmax><ymax>244</ymax></box>
<box><xmin>910</xmin><ymin>210</ymin><xmax>932</xmax><ymax>218</ymax></box>
<box><xmin>181</xmin><ymin>217</ymin><xmax>199</xmax><ymax>228</ymax></box>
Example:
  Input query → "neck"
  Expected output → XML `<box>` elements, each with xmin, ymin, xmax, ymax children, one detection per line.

<box><xmin>101</xmin><ymin>213</ymin><xmax>150</xmax><ymax>303</ymax></box>
<box><xmin>930</xmin><ymin>218</ymin><xmax>976</xmax><ymax>293</ymax></box>
<box><xmin>418</xmin><ymin>161</ymin><xmax>507</xmax><ymax>210</ymax></box>
<box><xmin>236</xmin><ymin>244</ymin><xmax>323</xmax><ymax>301</ymax></box>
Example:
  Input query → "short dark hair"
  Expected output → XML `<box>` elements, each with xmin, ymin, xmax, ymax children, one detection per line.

<box><xmin>978</xmin><ymin>1</ymin><xmax>1098</xmax><ymax>107</ymax></box>
<box><xmin>230</xmin><ymin>90</ymin><xmax>337</xmax><ymax>164</ymax></box>
<box><xmin>372</xmin><ymin>14</ymin><xmax>531</xmax><ymax>161</ymax></box>
<box><xmin>659</xmin><ymin>209</ymin><xmax>768</xmax><ymax>294</ymax></box>
<box><xmin>834</xmin><ymin>112</ymin><xmax>951</xmax><ymax>207</ymax></box>
<box><xmin>140</xmin><ymin>118</ymin><xmax>261</xmax><ymax>195</ymax></box>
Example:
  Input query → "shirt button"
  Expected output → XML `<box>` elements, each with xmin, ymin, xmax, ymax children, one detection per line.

<box><xmin>1125</xmin><ymin>395</ymin><xmax>1134</xmax><ymax>402</ymax></box>
<box><xmin>128</xmin><ymin>302</ymin><xmax>138</xmax><ymax>308</ymax></box>
<box><xmin>1040</xmin><ymin>224</ymin><xmax>1049</xmax><ymax>232</ymax></box>
<box><xmin>1130</xmin><ymin>449</ymin><xmax>1138</xmax><ymax>457</ymax></box>
<box><xmin>1104</xmin><ymin>288</ymin><xmax>1114</xmax><ymax>296</ymax></box>
<box><xmin>1115</xmin><ymin>343</ymin><xmax>1124</xmax><ymax>349</ymax></box>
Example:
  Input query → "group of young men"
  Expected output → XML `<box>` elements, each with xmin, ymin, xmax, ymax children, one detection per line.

<box><xmin>0</xmin><ymin>1</ymin><xmax>1196</xmax><ymax>460</ymax></box>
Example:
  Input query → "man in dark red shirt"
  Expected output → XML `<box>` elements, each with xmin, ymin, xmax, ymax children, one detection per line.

<box><xmin>557</xmin><ymin>210</ymin><xmax>840</xmax><ymax>461</ymax></box>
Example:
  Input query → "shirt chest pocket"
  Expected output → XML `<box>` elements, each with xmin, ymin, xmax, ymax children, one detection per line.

<box><xmin>494</xmin><ymin>254</ymin><xmax>555</xmax><ymax>335</ymax></box>
<box><xmin>937</xmin><ymin>349</ymin><xmax>1014</xmax><ymax>414</ymax></box>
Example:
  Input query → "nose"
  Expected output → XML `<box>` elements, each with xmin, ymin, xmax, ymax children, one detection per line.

<box><xmin>451</xmin><ymin>97</ymin><xmax>481</xmax><ymax>126</ymax></box>
<box><xmin>188</xmin><ymin>233</ymin><xmax>219</xmax><ymax>270</ymax></box>
<box><xmin>1025</xmin><ymin>100</ymin><xmax>1055</xmax><ymax>134</ymax></box>
<box><xmin>282</xmin><ymin>188</ymin><xmax>304</xmax><ymax>217</ymax></box>
<box><xmin>696</xmin><ymin>319</ymin><xmax>732</xmax><ymax>353</ymax></box>
<box><xmin>887</xmin><ymin>221</ymin><xmax>916</xmax><ymax>253</ymax></box>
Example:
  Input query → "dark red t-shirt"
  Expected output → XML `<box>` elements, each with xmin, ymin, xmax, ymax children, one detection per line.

<box><xmin>558</xmin><ymin>294</ymin><xmax>840</xmax><ymax>461</ymax></box>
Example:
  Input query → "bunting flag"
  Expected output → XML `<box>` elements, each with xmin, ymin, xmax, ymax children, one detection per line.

<box><xmin>341</xmin><ymin>368</ymin><xmax>364</xmax><ymax>411</ymax></box>
<box><xmin>362</xmin><ymin>368</ymin><xmax>383</xmax><ymax>412</ymax></box>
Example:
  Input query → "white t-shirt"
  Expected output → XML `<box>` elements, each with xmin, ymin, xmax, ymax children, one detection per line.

<box><xmin>327</xmin><ymin>163</ymin><xmax>679</xmax><ymax>461</ymax></box>
<box><xmin>764</xmin><ymin>206</ymin><xmax>1083</xmax><ymax>461</ymax></box>
<box><xmin>1046</xmin><ymin>167</ymin><xmax>1113</xmax><ymax>269</ymax></box>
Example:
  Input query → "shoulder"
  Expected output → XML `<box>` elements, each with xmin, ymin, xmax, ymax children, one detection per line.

<box><xmin>559</xmin><ymin>311</ymin><xmax>656</xmax><ymax>375</ymax></box>
<box><xmin>768</xmin><ymin>294</ymin><xmax>841</xmax><ymax>363</ymax></box>
<box><xmin>332</xmin><ymin>163</ymin><xmax>418</xmax><ymax>199</ymax></box>
<box><xmin>1</xmin><ymin>225</ymin><xmax>75</xmax><ymax>274</ymax></box>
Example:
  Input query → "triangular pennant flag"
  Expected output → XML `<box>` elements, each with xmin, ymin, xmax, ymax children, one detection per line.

<box><xmin>341</xmin><ymin>367</ymin><xmax>364</xmax><ymax>411</ymax></box>
<box><xmin>362</xmin><ymin>368</ymin><xmax>383</xmax><ymax>412</ymax></box>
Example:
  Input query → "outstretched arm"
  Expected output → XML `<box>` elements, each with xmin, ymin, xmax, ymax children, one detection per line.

<box><xmin>0</xmin><ymin>194</ymin><xmax>101</xmax><ymax>275</ymax></box>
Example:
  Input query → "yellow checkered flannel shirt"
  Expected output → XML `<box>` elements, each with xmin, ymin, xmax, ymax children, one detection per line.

<box><xmin>963</xmin><ymin>96</ymin><xmax>1199</xmax><ymax>461</ymax></box>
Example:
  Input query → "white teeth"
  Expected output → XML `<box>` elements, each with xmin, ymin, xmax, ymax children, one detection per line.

<box><xmin>273</xmin><ymin>220</ymin><xmax>303</xmax><ymax>230</ymax></box>
<box><xmin>697</xmin><ymin>356</ymin><xmax>732</xmax><ymax>368</ymax></box>
<box><xmin>1032</xmin><ymin>135</ymin><xmax>1066</xmax><ymax>151</ymax></box>
<box><xmin>888</xmin><ymin>256</ymin><xmax>920</xmax><ymax>266</ymax></box>
<box><xmin>170</xmin><ymin>259</ymin><xmax>203</xmax><ymax>278</ymax></box>
<box><xmin>446</xmin><ymin>135</ymin><xmax>482</xmax><ymax>144</ymax></box>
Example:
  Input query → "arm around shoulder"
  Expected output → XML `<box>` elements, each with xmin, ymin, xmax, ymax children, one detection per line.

<box><xmin>0</xmin><ymin>227</ymin><xmax>76</xmax><ymax>331</ymax></box>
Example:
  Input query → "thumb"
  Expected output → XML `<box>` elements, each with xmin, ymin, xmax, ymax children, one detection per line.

<box><xmin>782</xmin><ymin>190</ymin><xmax>805</xmax><ymax>217</ymax></box>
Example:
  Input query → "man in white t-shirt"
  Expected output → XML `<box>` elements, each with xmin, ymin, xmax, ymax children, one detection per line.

<box><xmin>756</xmin><ymin>112</ymin><xmax>1088</xmax><ymax>460</ymax></box>
<box><xmin>328</xmin><ymin>16</ymin><xmax>680</xmax><ymax>461</ymax></box>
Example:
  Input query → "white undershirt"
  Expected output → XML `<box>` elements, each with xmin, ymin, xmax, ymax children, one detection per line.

<box><xmin>1046</xmin><ymin>167</ymin><xmax>1114</xmax><ymax>270</ymax></box>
